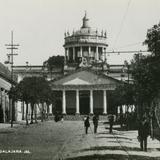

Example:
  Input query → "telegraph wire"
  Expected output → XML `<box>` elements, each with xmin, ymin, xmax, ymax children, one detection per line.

<box><xmin>113</xmin><ymin>42</ymin><xmax>143</xmax><ymax>50</ymax></box>
<box><xmin>113</xmin><ymin>0</ymin><xmax>132</xmax><ymax>49</ymax></box>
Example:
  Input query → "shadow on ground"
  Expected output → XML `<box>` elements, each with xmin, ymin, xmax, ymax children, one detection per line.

<box><xmin>66</xmin><ymin>154</ymin><xmax>160</xmax><ymax>160</ymax></box>
<box><xmin>97</xmin><ymin>136</ymin><xmax>132</xmax><ymax>141</ymax></box>
<box><xmin>78</xmin><ymin>146</ymin><xmax>153</xmax><ymax>152</ymax></box>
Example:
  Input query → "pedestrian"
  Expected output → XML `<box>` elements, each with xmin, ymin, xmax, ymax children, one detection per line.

<box><xmin>61</xmin><ymin>114</ymin><xmax>64</xmax><ymax>123</ymax></box>
<box><xmin>84</xmin><ymin>116</ymin><xmax>90</xmax><ymax>134</ymax></box>
<box><xmin>108</xmin><ymin>114</ymin><xmax>114</xmax><ymax>133</ymax></box>
<box><xmin>138</xmin><ymin>115</ymin><xmax>150</xmax><ymax>151</ymax></box>
<box><xmin>93</xmin><ymin>114</ymin><xmax>99</xmax><ymax>133</ymax></box>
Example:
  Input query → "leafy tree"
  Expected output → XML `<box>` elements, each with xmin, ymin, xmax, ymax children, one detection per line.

<box><xmin>144</xmin><ymin>23</ymin><xmax>160</xmax><ymax>57</ymax></box>
<box><xmin>131</xmin><ymin>22</ymin><xmax>160</xmax><ymax>117</ymax></box>
<box><xmin>16</xmin><ymin>76</ymin><xmax>52</xmax><ymax>125</ymax></box>
<box><xmin>112</xmin><ymin>83</ymin><xmax>135</xmax><ymax>109</ymax></box>
<box><xmin>131</xmin><ymin>54</ymin><xmax>160</xmax><ymax>116</ymax></box>
<box><xmin>43</xmin><ymin>55</ymin><xmax>64</xmax><ymax>79</ymax></box>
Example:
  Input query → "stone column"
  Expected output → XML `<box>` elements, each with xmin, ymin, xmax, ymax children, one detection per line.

<box><xmin>76</xmin><ymin>90</ymin><xmax>80</xmax><ymax>114</ymax></box>
<box><xmin>21</xmin><ymin>101</ymin><xmax>25</xmax><ymax>120</ymax></box>
<box><xmin>64</xmin><ymin>48</ymin><xmax>67</xmax><ymax>64</ymax></box>
<box><xmin>62</xmin><ymin>90</ymin><xmax>66</xmax><ymax>114</ymax></box>
<box><xmin>67</xmin><ymin>48</ymin><xmax>70</xmax><ymax>61</ymax></box>
<box><xmin>50</xmin><ymin>104</ymin><xmax>52</xmax><ymax>114</ymax></box>
<box><xmin>73</xmin><ymin>47</ymin><xmax>75</xmax><ymax>61</ymax></box>
<box><xmin>3</xmin><ymin>90</ymin><xmax>6</xmax><ymax>123</ymax></box>
<box><xmin>96</xmin><ymin>46</ymin><xmax>99</xmax><ymax>60</ymax></box>
<box><xmin>80</xmin><ymin>46</ymin><xmax>82</xmax><ymax>57</ymax></box>
<box><xmin>104</xmin><ymin>47</ymin><xmax>107</xmax><ymax>61</ymax></box>
<box><xmin>103</xmin><ymin>90</ymin><xmax>107</xmax><ymax>114</ymax></box>
<box><xmin>1</xmin><ymin>89</ymin><xmax>5</xmax><ymax>123</ymax></box>
<box><xmin>88</xmin><ymin>46</ymin><xmax>91</xmax><ymax>57</ymax></box>
<box><xmin>90</xmin><ymin>90</ymin><xmax>93</xmax><ymax>114</ymax></box>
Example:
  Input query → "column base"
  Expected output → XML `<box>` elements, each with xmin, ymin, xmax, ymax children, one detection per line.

<box><xmin>103</xmin><ymin>112</ymin><xmax>107</xmax><ymax>115</ymax></box>
<box><xmin>75</xmin><ymin>113</ymin><xmax>80</xmax><ymax>115</ymax></box>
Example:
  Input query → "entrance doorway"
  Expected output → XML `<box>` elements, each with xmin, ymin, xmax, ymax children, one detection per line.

<box><xmin>0</xmin><ymin>105</ymin><xmax>4</xmax><ymax>122</ymax></box>
<box><xmin>80</xmin><ymin>91</ymin><xmax>90</xmax><ymax>114</ymax></box>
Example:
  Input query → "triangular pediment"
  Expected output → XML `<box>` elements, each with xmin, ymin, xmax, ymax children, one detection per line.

<box><xmin>63</xmin><ymin>78</ymin><xmax>90</xmax><ymax>85</ymax></box>
<box><xmin>52</xmin><ymin>69</ymin><xmax>120</xmax><ymax>86</ymax></box>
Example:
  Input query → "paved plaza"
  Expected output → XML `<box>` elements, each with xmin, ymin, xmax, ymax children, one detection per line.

<box><xmin>0</xmin><ymin>120</ymin><xmax>160</xmax><ymax>160</ymax></box>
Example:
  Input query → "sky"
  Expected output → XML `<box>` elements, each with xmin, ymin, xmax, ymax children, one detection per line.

<box><xmin>0</xmin><ymin>0</ymin><xmax>160</xmax><ymax>66</ymax></box>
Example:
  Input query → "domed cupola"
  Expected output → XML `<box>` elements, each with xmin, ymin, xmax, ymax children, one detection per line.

<box><xmin>64</xmin><ymin>12</ymin><xmax>108</xmax><ymax>70</ymax></box>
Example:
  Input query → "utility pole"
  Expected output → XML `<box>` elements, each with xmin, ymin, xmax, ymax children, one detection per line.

<box><xmin>5</xmin><ymin>31</ymin><xmax>19</xmax><ymax>128</ymax></box>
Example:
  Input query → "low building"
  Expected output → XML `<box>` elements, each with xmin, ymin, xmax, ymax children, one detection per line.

<box><xmin>0</xmin><ymin>62</ymin><xmax>12</xmax><ymax>122</ymax></box>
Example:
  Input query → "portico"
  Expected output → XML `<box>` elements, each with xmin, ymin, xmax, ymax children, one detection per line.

<box><xmin>61</xmin><ymin>89</ymin><xmax>107</xmax><ymax>115</ymax></box>
<box><xmin>51</xmin><ymin>69</ymin><xmax>119</xmax><ymax>115</ymax></box>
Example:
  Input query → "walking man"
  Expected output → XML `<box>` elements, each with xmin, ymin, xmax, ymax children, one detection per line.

<box><xmin>93</xmin><ymin>114</ymin><xmax>99</xmax><ymax>133</ymax></box>
<box><xmin>138</xmin><ymin>115</ymin><xmax>150</xmax><ymax>151</ymax></box>
<box><xmin>84</xmin><ymin>116</ymin><xmax>90</xmax><ymax>134</ymax></box>
<box><xmin>108</xmin><ymin>114</ymin><xmax>114</xmax><ymax>133</ymax></box>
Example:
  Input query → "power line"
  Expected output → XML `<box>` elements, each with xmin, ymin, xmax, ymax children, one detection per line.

<box><xmin>113</xmin><ymin>0</ymin><xmax>132</xmax><ymax>49</ymax></box>
<box><xmin>104</xmin><ymin>50</ymin><xmax>149</xmax><ymax>54</ymax></box>
<box><xmin>114</xmin><ymin>42</ymin><xmax>143</xmax><ymax>50</ymax></box>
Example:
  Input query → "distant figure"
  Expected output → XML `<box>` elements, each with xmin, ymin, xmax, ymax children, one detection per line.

<box><xmin>108</xmin><ymin>114</ymin><xmax>114</xmax><ymax>133</ymax></box>
<box><xmin>119</xmin><ymin>113</ymin><xmax>124</xmax><ymax>128</ymax></box>
<box><xmin>54</xmin><ymin>111</ymin><xmax>61</xmax><ymax>122</ymax></box>
<box><xmin>93</xmin><ymin>115</ymin><xmax>99</xmax><ymax>133</ymax></box>
<box><xmin>61</xmin><ymin>114</ymin><xmax>64</xmax><ymax>123</ymax></box>
<box><xmin>84</xmin><ymin>116</ymin><xmax>90</xmax><ymax>134</ymax></box>
<box><xmin>138</xmin><ymin>115</ymin><xmax>150</xmax><ymax>151</ymax></box>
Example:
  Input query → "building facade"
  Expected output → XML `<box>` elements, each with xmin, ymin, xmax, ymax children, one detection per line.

<box><xmin>0</xmin><ymin>62</ymin><xmax>12</xmax><ymax>122</ymax></box>
<box><xmin>51</xmin><ymin>69</ymin><xmax>120</xmax><ymax>115</ymax></box>
<box><xmin>51</xmin><ymin>12</ymin><xmax>122</xmax><ymax>115</ymax></box>
<box><xmin>12</xmin><ymin>12</ymin><xmax>132</xmax><ymax>118</ymax></box>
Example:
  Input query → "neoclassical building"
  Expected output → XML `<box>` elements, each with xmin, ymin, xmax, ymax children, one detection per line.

<box><xmin>12</xmin><ymin>12</ymin><xmax>131</xmax><ymax>118</ymax></box>
<box><xmin>51</xmin><ymin>12</ymin><xmax>122</xmax><ymax>115</ymax></box>
<box><xmin>51</xmin><ymin>69</ymin><xmax>120</xmax><ymax>115</ymax></box>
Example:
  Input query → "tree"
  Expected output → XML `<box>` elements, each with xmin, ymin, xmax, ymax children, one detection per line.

<box><xmin>43</xmin><ymin>55</ymin><xmax>64</xmax><ymax>79</ymax></box>
<box><xmin>131</xmin><ymin>22</ymin><xmax>160</xmax><ymax>118</ymax></box>
<box><xmin>144</xmin><ymin>23</ymin><xmax>160</xmax><ymax>57</ymax></box>
<box><xmin>16</xmin><ymin>76</ymin><xmax>52</xmax><ymax>125</ymax></box>
<box><xmin>112</xmin><ymin>83</ymin><xmax>135</xmax><ymax>109</ymax></box>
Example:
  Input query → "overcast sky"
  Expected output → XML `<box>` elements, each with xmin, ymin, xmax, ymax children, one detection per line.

<box><xmin>0</xmin><ymin>0</ymin><xmax>160</xmax><ymax>65</ymax></box>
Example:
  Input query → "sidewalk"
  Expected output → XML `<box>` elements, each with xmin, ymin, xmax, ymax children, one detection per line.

<box><xmin>61</xmin><ymin>123</ymin><xmax>160</xmax><ymax>160</ymax></box>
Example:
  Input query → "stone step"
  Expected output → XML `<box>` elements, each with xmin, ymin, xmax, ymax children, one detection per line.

<box><xmin>48</xmin><ymin>115</ymin><xmax>109</xmax><ymax>121</ymax></box>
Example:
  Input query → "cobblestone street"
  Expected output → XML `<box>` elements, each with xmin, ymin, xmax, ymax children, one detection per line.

<box><xmin>0</xmin><ymin>121</ymin><xmax>160</xmax><ymax>160</ymax></box>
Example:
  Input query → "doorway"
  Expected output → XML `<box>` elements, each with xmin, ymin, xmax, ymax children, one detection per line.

<box><xmin>80</xmin><ymin>91</ymin><xmax>90</xmax><ymax>114</ymax></box>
